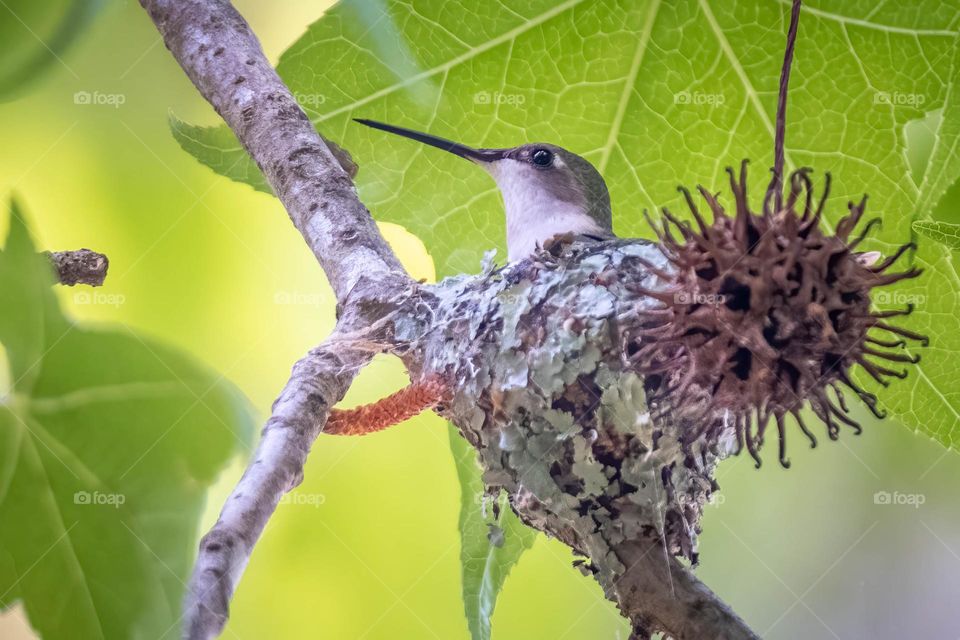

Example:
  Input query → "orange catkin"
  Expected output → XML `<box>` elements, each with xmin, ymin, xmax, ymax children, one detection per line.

<box><xmin>323</xmin><ymin>374</ymin><xmax>447</xmax><ymax>436</ymax></box>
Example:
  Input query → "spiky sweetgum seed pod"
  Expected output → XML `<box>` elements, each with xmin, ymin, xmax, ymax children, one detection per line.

<box><xmin>630</xmin><ymin>160</ymin><xmax>927</xmax><ymax>468</ymax></box>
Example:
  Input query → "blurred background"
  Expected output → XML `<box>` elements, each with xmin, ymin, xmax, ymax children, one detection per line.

<box><xmin>1</xmin><ymin>1</ymin><xmax>958</xmax><ymax>639</ymax></box>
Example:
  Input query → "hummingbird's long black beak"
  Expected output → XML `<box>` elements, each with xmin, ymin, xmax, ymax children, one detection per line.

<box><xmin>354</xmin><ymin>119</ymin><xmax>505</xmax><ymax>163</ymax></box>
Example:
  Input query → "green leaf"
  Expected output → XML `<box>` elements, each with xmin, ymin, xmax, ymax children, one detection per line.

<box><xmin>0</xmin><ymin>0</ymin><xmax>105</xmax><ymax>100</ymax></box>
<box><xmin>0</xmin><ymin>199</ymin><xmax>56</xmax><ymax>391</ymax></box>
<box><xmin>0</xmin><ymin>202</ymin><xmax>256</xmax><ymax>638</ymax></box>
<box><xmin>913</xmin><ymin>220</ymin><xmax>960</xmax><ymax>250</ymax></box>
<box><xmin>169</xmin><ymin>114</ymin><xmax>272</xmax><ymax>194</ymax></box>
<box><xmin>170</xmin><ymin>0</ymin><xmax>960</xmax><ymax>625</ymax></box>
<box><xmin>450</xmin><ymin>425</ymin><xmax>536</xmax><ymax>640</ymax></box>
<box><xmin>914</xmin><ymin>43</ymin><xmax>960</xmax><ymax>221</ymax></box>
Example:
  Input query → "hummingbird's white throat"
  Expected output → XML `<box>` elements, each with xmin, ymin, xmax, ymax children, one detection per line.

<box><xmin>482</xmin><ymin>158</ymin><xmax>607</xmax><ymax>262</ymax></box>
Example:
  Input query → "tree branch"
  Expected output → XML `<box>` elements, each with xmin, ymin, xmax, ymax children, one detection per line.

<box><xmin>46</xmin><ymin>249</ymin><xmax>109</xmax><ymax>286</ymax></box>
<box><xmin>137</xmin><ymin>1</ymin><xmax>417</xmax><ymax>638</ymax></box>
<box><xmin>140</xmin><ymin>0</ymin><xmax>407</xmax><ymax>303</ymax></box>
<box><xmin>613</xmin><ymin>539</ymin><xmax>757</xmax><ymax>639</ymax></box>
<box><xmin>183</xmin><ymin>341</ymin><xmax>371</xmax><ymax>639</ymax></box>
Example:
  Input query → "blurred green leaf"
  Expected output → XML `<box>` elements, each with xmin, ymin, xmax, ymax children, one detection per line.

<box><xmin>170</xmin><ymin>0</ymin><xmax>960</xmax><ymax>626</ymax></box>
<box><xmin>0</xmin><ymin>201</ymin><xmax>256</xmax><ymax>639</ymax></box>
<box><xmin>0</xmin><ymin>199</ymin><xmax>53</xmax><ymax>391</ymax></box>
<box><xmin>0</xmin><ymin>0</ymin><xmax>105</xmax><ymax>100</ymax></box>
<box><xmin>913</xmin><ymin>220</ymin><xmax>960</xmax><ymax>250</ymax></box>
<box><xmin>450</xmin><ymin>426</ymin><xmax>536</xmax><ymax>640</ymax></box>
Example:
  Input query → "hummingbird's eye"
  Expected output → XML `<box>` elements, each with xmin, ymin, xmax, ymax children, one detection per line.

<box><xmin>530</xmin><ymin>148</ymin><xmax>554</xmax><ymax>167</ymax></box>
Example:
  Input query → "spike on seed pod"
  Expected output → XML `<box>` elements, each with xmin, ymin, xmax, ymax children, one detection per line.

<box><xmin>631</xmin><ymin>160</ymin><xmax>926</xmax><ymax>468</ymax></box>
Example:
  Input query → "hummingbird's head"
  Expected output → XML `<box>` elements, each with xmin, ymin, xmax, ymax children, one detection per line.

<box><xmin>355</xmin><ymin>119</ymin><xmax>613</xmax><ymax>261</ymax></box>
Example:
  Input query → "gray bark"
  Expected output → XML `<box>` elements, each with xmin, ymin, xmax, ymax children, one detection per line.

<box><xmin>137</xmin><ymin>2</ymin><xmax>757</xmax><ymax>639</ymax></box>
<box><xmin>183</xmin><ymin>342</ymin><xmax>364</xmax><ymax>638</ymax></box>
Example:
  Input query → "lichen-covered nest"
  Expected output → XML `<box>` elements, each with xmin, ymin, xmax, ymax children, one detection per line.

<box><xmin>426</xmin><ymin>239</ymin><xmax>723</xmax><ymax>583</ymax></box>
<box><xmin>421</xmin><ymin>165</ymin><xmax>923</xmax><ymax>588</ymax></box>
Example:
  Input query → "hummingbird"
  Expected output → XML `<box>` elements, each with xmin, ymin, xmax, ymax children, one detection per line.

<box><xmin>355</xmin><ymin>119</ymin><xmax>615</xmax><ymax>262</ymax></box>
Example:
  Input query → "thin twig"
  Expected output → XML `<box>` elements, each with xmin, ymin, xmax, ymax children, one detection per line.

<box><xmin>766</xmin><ymin>0</ymin><xmax>803</xmax><ymax>214</ymax></box>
